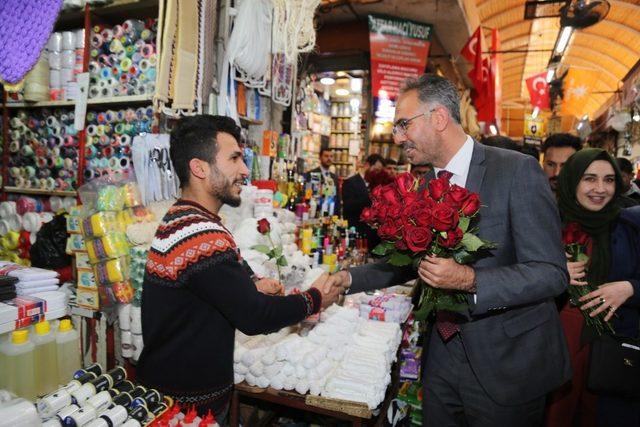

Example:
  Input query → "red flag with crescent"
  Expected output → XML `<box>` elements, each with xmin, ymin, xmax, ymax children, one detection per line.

<box><xmin>526</xmin><ymin>72</ymin><xmax>550</xmax><ymax>109</ymax></box>
<box><xmin>461</xmin><ymin>27</ymin><xmax>483</xmax><ymax>84</ymax></box>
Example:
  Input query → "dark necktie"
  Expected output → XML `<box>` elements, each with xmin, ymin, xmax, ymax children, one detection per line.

<box><xmin>437</xmin><ymin>170</ymin><xmax>453</xmax><ymax>180</ymax></box>
<box><xmin>436</xmin><ymin>310</ymin><xmax>460</xmax><ymax>341</ymax></box>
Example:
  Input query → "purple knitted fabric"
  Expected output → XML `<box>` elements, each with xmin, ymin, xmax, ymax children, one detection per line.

<box><xmin>0</xmin><ymin>0</ymin><xmax>64</xmax><ymax>84</ymax></box>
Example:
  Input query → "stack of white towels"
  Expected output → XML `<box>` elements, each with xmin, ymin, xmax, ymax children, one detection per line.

<box><xmin>233</xmin><ymin>305</ymin><xmax>402</xmax><ymax>409</ymax></box>
<box><xmin>0</xmin><ymin>261</ymin><xmax>59</xmax><ymax>295</ymax></box>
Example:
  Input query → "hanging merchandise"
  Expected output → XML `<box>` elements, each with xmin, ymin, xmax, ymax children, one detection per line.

<box><xmin>130</xmin><ymin>134</ymin><xmax>179</xmax><ymax>205</ymax></box>
<box><xmin>84</xmin><ymin>107</ymin><xmax>156</xmax><ymax>183</ymax></box>
<box><xmin>155</xmin><ymin>0</ymin><xmax>215</xmax><ymax>116</ymax></box>
<box><xmin>271</xmin><ymin>0</ymin><xmax>319</xmax><ymax>64</ymax></box>
<box><xmin>88</xmin><ymin>19</ymin><xmax>157</xmax><ymax>99</ymax></box>
<box><xmin>0</xmin><ymin>0</ymin><xmax>64</xmax><ymax>86</ymax></box>
<box><xmin>8</xmin><ymin>109</ymin><xmax>78</xmax><ymax>191</ymax></box>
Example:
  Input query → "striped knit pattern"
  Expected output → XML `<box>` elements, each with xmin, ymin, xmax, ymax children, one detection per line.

<box><xmin>146</xmin><ymin>201</ymin><xmax>240</xmax><ymax>288</ymax></box>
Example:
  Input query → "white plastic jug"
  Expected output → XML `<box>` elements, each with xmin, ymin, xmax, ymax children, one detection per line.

<box><xmin>1</xmin><ymin>329</ymin><xmax>36</xmax><ymax>401</ymax></box>
<box><xmin>33</xmin><ymin>320</ymin><xmax>58</xmax><ymax>396</ymax></box>
<box><xmin>56</xmin><ymin>319</ymin><xmax>81</xmax><ymax>385</ymax></box>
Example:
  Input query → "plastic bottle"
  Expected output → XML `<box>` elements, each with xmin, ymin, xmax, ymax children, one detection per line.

<box><xmin>56</xmin><ymin>319</ymin><xmax>81</xmax><ymax>384</ymax></box>
<box><xmin>1</xmin><ymin>329</ymin><xmax>37</xmax><ymax>401</ymax></box>
<box><xmin>34</xmin><ymin>320</ymin><xmax>59</xmax><ymax>396</ymax></box>
<box><xmin>0</xmin><ymin>334</ymin><xmax>7</xmax><ymax>389</ymax></box>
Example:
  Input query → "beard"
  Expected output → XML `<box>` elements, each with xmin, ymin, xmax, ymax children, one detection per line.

<box><xmin>209</xmin><ymin>165</ymin><xmax>242</xmax><ymax>207</ymax></box>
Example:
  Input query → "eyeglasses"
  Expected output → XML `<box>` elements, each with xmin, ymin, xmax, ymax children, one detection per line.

<box><xmin>392</xmin><ymin>108</ymin><xmax>437</xmax><ymax>137</ymax></box>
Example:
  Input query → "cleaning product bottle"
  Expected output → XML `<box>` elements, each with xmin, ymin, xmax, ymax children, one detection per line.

<box><xmin>2</xmin><ymin>329</ymin><xmax>37</xmax><ymax>400</ymax></box>
<box><xmin>56</xmin><ymin>318</ymin><xmax>81</xmax><ymax>384</ymax></box>
<box><xmin>34</xmin><ymin>320</ymin><xmax>59</xmax><ymax>396</ymax></box>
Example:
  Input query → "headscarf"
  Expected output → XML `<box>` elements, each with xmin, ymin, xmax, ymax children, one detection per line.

<box><xmin>557</xmin><ymin>148</ymin><xmax>625</xmax><ymax>285</ymax></box>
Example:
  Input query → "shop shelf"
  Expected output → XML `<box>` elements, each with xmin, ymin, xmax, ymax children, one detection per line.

<box><xmin>331</xmin><ymin>130</ymin><xmax>358</xmax><ymax>134</ymax></box>
<box><xmin>329</xmin><ymin>147</ymin><xmax>350</xmax><ymax>150</ymax></box>
<box><xmin>239</xmin><ymin>116</ymin><xmax>264</xmax><ymax>126</ymax></box>
<box><xmin>6</xmin><ymin>94</ymin><xmax>153</xmax><ymax>109</ymax></box>
<box><xmin>331</xmin><ymin>116</ymin><xmax>356</xmax><ymax>119</ymax></box>
<box><xmin>3</xmin><ymin>187</ymin><xmax>77</xmax><ymax>197</ymax></box>
<box><xmin>55</xmin><ymin>0</ymin><xmax>159</xmax><ymax>31</ymax></box>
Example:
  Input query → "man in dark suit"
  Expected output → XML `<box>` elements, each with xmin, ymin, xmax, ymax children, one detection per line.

<box><xmin>304</xmin><ymin>147</ymin><xmax>341</xmax><ymax>216</ymax></box>
<box><xmin>342</xmin><ymin>154</ymin><xmax>385</xmax><ymax>249</ymax></box>
<box><xmin>322</xmin><ymin>74</ymin><xmax>571</xmax><ymax>426</ymax></box>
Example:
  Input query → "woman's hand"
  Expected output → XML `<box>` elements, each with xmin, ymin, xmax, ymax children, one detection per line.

<box><xmin>255</xmin><ymin>278</ymin><xmax>285</xmax><ymax>296</ymax></box>
<box><xmin>566</xmin><ymin>252</ymin><xmax>588</xmax><ymax>286</ymax></box>
<box><xmin>579</xmin><ymin>281</ymin><xmax>635</xmax><ymax>322</ymax></box>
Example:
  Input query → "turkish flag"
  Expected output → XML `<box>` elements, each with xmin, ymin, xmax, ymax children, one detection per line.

<box><xmin>525</xmin><ymin>72</ymin><xmax>550</xmax><ymax>109</ymax></box>
<box><xmin>468</xmin><ymin>58</ymin><xmax>491</xmax><ymax>93</ymax></box>
<box><xmin>461</xmin><ymin>27</ymin><xmax>483</xmax><ymax>84</ymax></box>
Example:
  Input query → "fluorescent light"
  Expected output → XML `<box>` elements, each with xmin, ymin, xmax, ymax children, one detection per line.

<box><xmin>582</xmin><ymin>114</ymin><xmax>589</xmax><ymax>120</ymax></box>
<box><xmin>633</xmin><ymin>113</ymin><xmax>640</xmax><ymax>122</ymax></box>
<box><xmin>350</xmin><ymin>78</ymin><xmax>363</xmax><ymax>93</ymax></box>
<box><xmin>532</xmin><ymin>107</ymin><xmax>539</xmax><ymax>119</ymax></box>
<box><xmin>555</xmin><ymin>26</ymin><xmax>573</xmax><ymax>54</ymax></box>
<box><xmin>577</xmin><ymin>122</ymin><xmax>583</xmax><ymax>130</ymax></box>
<box><xmin>546</xmin><ymin>69</ymin><xmax>555</xmax><ymax>83</ymax></box>
<box><xmin>320</xmin><ymin>77</ymin><xmax>335</xmax><ymax>86</ymax></box>
<box><xmin>335</xmin><ymin>88</ymin><xmax>350</xmax><ymax>96</ymax></box>
<box><xmin>489</xmin><ymin>124</ymin><xmax>498</xmax><ymax>135</ymax></box>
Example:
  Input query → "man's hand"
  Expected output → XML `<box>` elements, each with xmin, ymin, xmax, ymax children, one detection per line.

<box><xmin>255</xmin><ymin>278</ymin><xmax>284</xmax><ymax>296</ymax></box>
<box><xmin>310</xmin><ymin>272</ymin><xmax>348</xmax><ymax>309</ymax></box>
<box><xmin>418</xmin><ymin>256</ymin><xmax>475</xmax><ymax>292</ymax></box>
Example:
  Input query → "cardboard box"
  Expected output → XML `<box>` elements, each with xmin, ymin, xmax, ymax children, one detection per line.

<box><xmin>76</xmin><ymin>286</ymin><xmax>99</xmax><ymax>310</ymax></box>
<box><xmin>77</xmin><ymin>268</ymin><xmax>97</xmax><ymax>289</ymax></box>
<box><xmin>75</xmin><ymin>252</ymin><xmax>91</xmax><ymax>270</ymax></box>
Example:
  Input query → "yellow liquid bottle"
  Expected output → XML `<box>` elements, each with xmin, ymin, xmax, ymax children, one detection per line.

<box><xmin>56</xmin><ymin>319</ymin><xmax>81</xmax><ymax>384</ymax></box>
<box><xmin>34</xmin><ymin>320</ymin><xmax>59</xmax><ymax>396</ymax></box>
<box><xmin>2</xmin><ymin>329</ymin><xmax>37</xmax><ymax>401</ymax></box>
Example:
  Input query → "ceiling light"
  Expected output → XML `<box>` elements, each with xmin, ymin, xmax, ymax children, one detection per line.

<box><xmin>546</xmin><ymin>69</ymin><xmax>555</xmax><ymax>83</ymax></box>
<box><xmin>350</xmin><ymin>78</ymin><xmax>363</xmax><ymax>93</ymax></box>
<box><xmin>335</xmin><ymin>88</ymin><xmax>350</xmax><ymax>97</ymax></box>
<box><xmin>320</xmin><ymin>77</ymin><xmax>335</xmax><ymax>86</ymax></box>
<box><xmin>531</xmin><ymin>107</ymin><xmax>539</xmax><ymax>119</ymax></box>
<box><xmin>336</xmin><ymin>71</ymin><xmax>347</xmax><ymax>77</ymax></box>
<box><xmin>633</xmin><ymin>112</ymin><xmax>640</xmax><ymax>122</ymax></box>
<box><xmin>555</xmin><ymin>26</ymin><xmax>573</xmax><ymax>55</ymax></box>
<box><xmin>489</xmin><ymin>124</ymin><xmax>498</xmax><ymax>135</ymax></box>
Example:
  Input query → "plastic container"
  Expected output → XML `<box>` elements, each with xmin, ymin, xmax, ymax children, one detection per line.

<box><xmin>1</xmin><ymin>329</ymin><xmax>37</xmax><ymax>401</ymax></box>
<box><xmin>33</xmin><ymin>320</ymin><xmax>59</xmax><ymax>396</ymax></box>
<box><xmin>56</xmin><ymin>319</ymin><xmax>81</xmax><ymax>385</ymax></box>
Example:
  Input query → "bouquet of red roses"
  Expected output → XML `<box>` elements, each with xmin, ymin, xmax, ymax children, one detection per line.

<box><xmin>361</xmin><ymin>172</ymin><xmax>495</xmax><ymax>320</ymax></box>
<box><xmin>562</xmin><ymin>222</ymin><xmax>614</xmax><ymax>334</ymax></box>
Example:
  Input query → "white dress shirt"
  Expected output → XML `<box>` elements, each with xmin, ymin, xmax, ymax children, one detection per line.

<box><xmin>433</xmin><ymin>135</ymin><xmax>474</xmax><ymax>188</ymax></box>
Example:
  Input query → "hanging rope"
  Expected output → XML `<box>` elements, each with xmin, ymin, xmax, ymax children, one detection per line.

<box><xmin>271</xmin><ymin>0</ymin><xmax>320</xmax><ymax>64</ymax></box>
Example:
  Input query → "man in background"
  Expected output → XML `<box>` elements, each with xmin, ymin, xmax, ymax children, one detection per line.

<box><xmin>342</xmin><ymin>154</ymin><xmax>386</xmax><ymax>249</ymax></box>
<box><xmin>616</xmin><ymin>157</ymin><xmax>640</xmax><ymax>204</ymax></box>
<box><xmin>305</xmin><ymin>147</ymin><xmax>341</xmax><ymax>216</ymax></box>
<box><xmin>541</xmin><ymin>134</ymin><xmax>582</xmax><ymax>195</ymax></box>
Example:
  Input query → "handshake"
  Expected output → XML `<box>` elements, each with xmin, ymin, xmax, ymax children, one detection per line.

<box><xmin>256</xmin><ymin>271</ymin><xmax>351</xmax><ymax>310</ymax></box>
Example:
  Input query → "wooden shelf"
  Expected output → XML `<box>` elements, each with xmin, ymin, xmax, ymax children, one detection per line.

<box><xmin>6</xmin><ymin>94</ymin><xmax>153</xmax><ymax>109</ymax></box>
<box><xmin>331</xmin><ymin>130</ymin><xmax>358</xmax><ymax>134</ymax></box>
<box><xmin>331</xmin><ymin>116</ymin><xmax>356</xmax><ymax>119</ymax></box>
<box><xmin>329</xmin><ymin>147</ymin><xmax>350</xmax><ymax>150</ymax></box>
<box><xmin>239</xmin><ymin>116</ymin><xmax>264</xmax><ymax>126</ymax></box>
<box><xmin>55</xmin><ymin>0</ymin><xmax>159</xmax><ymax>31</ymax></box>
<box><xmin>3</xmin><ymin>186</ymin><xmax>77</xmax><ymax>197</ymax></box>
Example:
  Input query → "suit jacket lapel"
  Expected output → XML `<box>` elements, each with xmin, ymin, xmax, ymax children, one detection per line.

<box><xmin>465</xmin><ymin>141</ymin><xmax>486</xmax><ymax>194</ymax></box>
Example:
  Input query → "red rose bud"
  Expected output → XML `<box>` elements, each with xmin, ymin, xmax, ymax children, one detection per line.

<box><xmin>395</xmin><ymin>172</ymin><xmax>416</xmax><ymax>195</ymax></box>
<box><xmin>404</xmin><ymin>224</ymin><xmax>433</xmax><ymax>252</ymax></box>
<box><xmin>562</xmin><ymin>222</ymin><xmax>580</xmax><ymax>244</ymax></box>
<box><xmin>360</xmin><ymin>207</ymin><xmax>374</xmax><ymax>224</ymax></box>
<box><xmin>395</xmin><ymin>239</ymin><xmax>408</xmax><ymax>250</ymax></box>
<box><xmin>437</xmin><ymin>227</ymin><xmax>463</xmax><ymax>248</ymax></box>
<box><xmin>428</xmin><ymin>177</ymin><xmax>450</xmax><ymax>200</ymax></box>
<box><xmin>576</xmin><ymin>231</ymin><xmax>590</xmax><ymax>246</ymax></box>
<box><xmin>443</xmin><ymin>185</ymin><xmax>470</xmax><ymax>210</ymax></box>
<box><xmin>431</xmin><ymin>202</ymin><xmax>460</xmax><ymax>232</ymax></box>
<box><xmin>380</xmin><ymin>185</ymin><xmax>402</xmax><ymax>206</ymax></box>
<box><xmin>460</xmin><ymin>193</ymin><xmax>480</xmax><ymax>216</ymax></box>
<box><xmin>411</xmin><ymin>199</ymin><xmax>435</xmax><ymax>227</ymax></box>
<box><xmin>257</xmin><ymin>218</ymin><xmax>271</xmax><ymax>234</ymax></box>
<box><xmin>379</xmin><ymin>219</ymin><xmax>402</xmax><ymax>241</ymax></box>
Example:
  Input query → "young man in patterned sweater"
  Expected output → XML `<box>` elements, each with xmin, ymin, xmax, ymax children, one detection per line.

<box><xmin>138</xmin><ymin>115</ymin><xmax>340</xmax><ymax>422</ymax></box>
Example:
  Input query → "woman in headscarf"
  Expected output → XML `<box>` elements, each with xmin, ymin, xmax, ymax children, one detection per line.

<box><xmin>546</xmin><ymin>148</ymin><xmax>640</xmax><ymax>427</ymax></box>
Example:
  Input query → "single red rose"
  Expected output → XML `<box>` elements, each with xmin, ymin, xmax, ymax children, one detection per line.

<box><xmin>410</xmin><ymin>199</ymin><xmax>434</xmax><ymax>228</ymax></box>
<box><xmin>460</xmin><ymin>193</ymin><xmax>481</xmax><ymax>216</ymax></box>
<box><xmin>360</xmin><ymin>207</ymin><xmax>375</xmax><ymax>225</ymax></box>
<box><xmin>378</xmin><ymin>219</ymin><xmax>402</xmax><ymax>241</ymax></box>
<box><xmin>403</xmin><ymin>192</ymin><xmax>419</xmax><ymax>208</ymax></box>
<box><xmin>257</xmin><ymin>218</ymin><xmax>271</xmax><ymax>234</ymax></box>
<box><xmin>365</xmin><ymin>168</ymin><xmax>395</xmax><ymax>190</ymax></box>
<box><xmin>429</xmin><ymin>177</ymin><xmax>450</xmax><ymax>200</ymax></box>
<box><xmin>432</xmin><ymin>202</ymin><xmax>460</xmax><ymax>232</ymax></box>
<box><xmin>437</xmin><ymin>227</ymin><xmax>464</xmax><ymax>248</ymax></box>
<box><xmin>388</xmin><ymin>204</ymin><xmax>403</xmax><ymax>219</ymax></box>
<box><xmin>379</xmin><ymin>185</ymin><xmax>402</xmax><ymax>206</ymax></box>
<box><xmin>562</xmin><ymin>222</ymin><xmax>590</xmax><ymax>246</ymax></box>
<box><xmin>404</xmin><ymin>224</ymin><xmax>433</xmax><ymax>252</ymax></box>
<box><xmin>443</xmin><ymin>185</ymin><xmax>470</xmax><ymax>210</ymax></box>
<box><xmin>575</xmin><ymin>231</ymin><xmax>590</xmax><ymax>246</ymax></box>
<box><xmin>396</xmin><ymin>172</ymin><xmax>415</xmax><ymax>195</ymax></box>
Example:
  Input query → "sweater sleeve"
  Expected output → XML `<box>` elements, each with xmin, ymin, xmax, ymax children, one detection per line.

<box><xmin>188</xmin><ymin>250</ymin><xmax>321</xmax><ymax>335</ymax></box>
